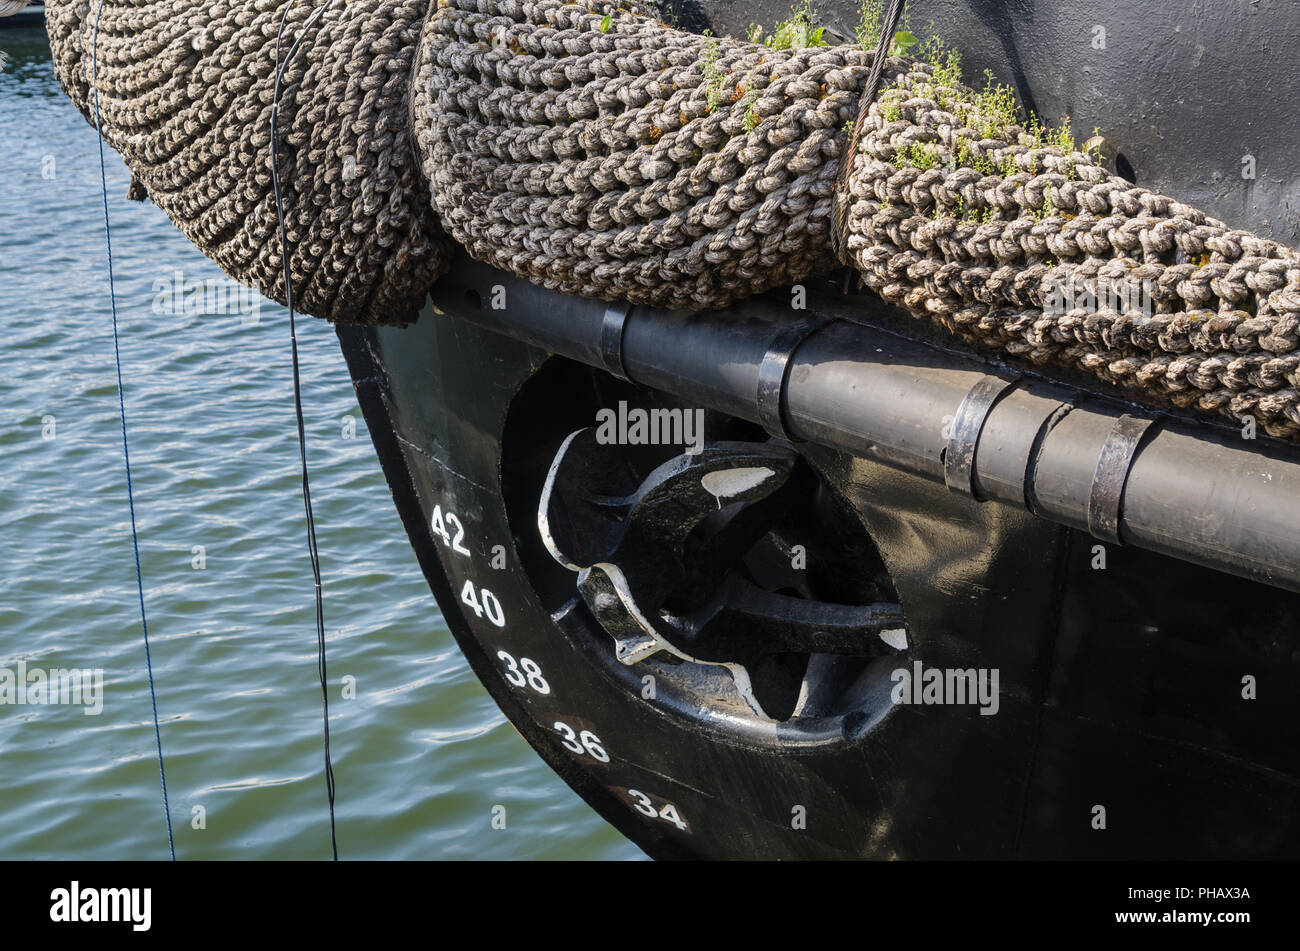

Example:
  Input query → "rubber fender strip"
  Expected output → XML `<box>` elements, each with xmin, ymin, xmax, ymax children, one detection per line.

<box><xmin>756</xmin><ymin>314</ymin><xmax>836</xmax><ymax>440</ymax></box>
<box><xmin>944</xmin><ymin>374</ymin><xmax>1023</xmax><ymax>499</ymax></box>
<box><xmin>1087</xmin><ymin>413</ymin><xmax>1163</xmax><ymax>545</ymax></box>
<box><xmin>599</xmin><ymin>302</ymin><xmax>633</xmax><ymax>382</ymax></box>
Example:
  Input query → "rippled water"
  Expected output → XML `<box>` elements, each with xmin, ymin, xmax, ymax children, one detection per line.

<box><xmin>0</xmin><ymin>21</ymin><xmax>640</xmax><ymax>860</ymax></box>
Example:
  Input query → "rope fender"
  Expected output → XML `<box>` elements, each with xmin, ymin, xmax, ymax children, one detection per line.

<box><xmin>48</xmin><ymin>0</ymin><xmax>1300</xmax><ymax>440</ymax></box>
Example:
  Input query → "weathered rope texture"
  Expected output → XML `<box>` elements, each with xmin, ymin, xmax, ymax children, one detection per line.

<box><xmin>413</xmin><ymin>0</ymin><xmax>889</xmax><ymax>311</ymax></box>
<box><xmin>48</xmin><ymin>0</ymin><xmax>445</xmax><ymax>325</ymax></box>
<box><xmin>47</xmin><ymin>0</ymin><xmax>1300</xmax><ymax>439</ymax></box>
<box><xmin>841</xmin><ymin>68</ymin><xmax>1300</xmax><ymax>440</ymax></box>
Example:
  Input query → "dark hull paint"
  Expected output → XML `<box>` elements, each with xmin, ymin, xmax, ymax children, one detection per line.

<box><xmin>337</xmin><ymin>297</ymin><xmax>1300</xmax><ymax>859</ymax></box>
<box><xmin>332</xmin><ymin>0</ymin><xmax>1300</xmax><ymax>858</ymax></box>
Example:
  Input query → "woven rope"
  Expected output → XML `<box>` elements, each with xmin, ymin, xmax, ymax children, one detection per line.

<box><xmin>48</xmin><ymin>0</ymin><xmax>1300</xmax><ymax>439</ymax></box>
<box><xmin>48</xmin><ymin>0</ymin><xmax>445</xmax><ymax>325</ymax></box>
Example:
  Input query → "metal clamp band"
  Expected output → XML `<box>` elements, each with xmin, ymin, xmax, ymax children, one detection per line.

<box><xmin>1022</xmin><ymin>401</ymin><xmax>1076</xmax><ymax>516</ymax></box>
<box><xmin>599</xmin><ymin>302</ymin><xmax>633</xmax><ymax>382</ymax></box>
<box><xmin>945</xmin><ymin>375</ymin><xmax>1022</xmax><ymax>499</ymax></box>
<box><xmin>756</xmin><ymin>315</ymin><xmax>834</xmax><ymax>440</ymax></box>
<box><xmin>1087</xmin><ymin>413</ymin><xmax>1161</xmax><ymax>545</ymax></box>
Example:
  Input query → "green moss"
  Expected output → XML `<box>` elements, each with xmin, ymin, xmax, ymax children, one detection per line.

<box><xmin>879</xmin><ymin>89</ymin><xmax>904</xmax><ymax>122</ymax></box>
<box><xmin>740</xmin><ymin>70</ymin><xmax>761</xmax><ymax>131</ymax></box>
<box><xmin>1034</xmin><ymin>184</ymin><xmax>1056</xmax><ymax>221</ymax></box>
<box><xmin>899</xmin><ymin>142</ymin><xmax>938</xmax><ymax>170</ymax></box>
<box><xmin>701</xmin><ymin>33</ymin><xmax>726</xmax><ymax>112</ymax></box>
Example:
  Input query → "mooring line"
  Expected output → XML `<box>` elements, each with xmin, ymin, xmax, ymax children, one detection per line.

<box><xmin>90</xmin><ymin>0</ymin><xmax>176</xmax><ymax>861</ymax></box>
<box><xmin>272</xmin><ymin>0</ymin><xmax>339</xmax><ymax>861</ymax></box>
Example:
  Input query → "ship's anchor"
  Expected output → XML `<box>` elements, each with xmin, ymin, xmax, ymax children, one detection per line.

<box><xmin>538</xmin><ymin>428</ymin><xmax>907</xmax><ymax>719</ymax></box>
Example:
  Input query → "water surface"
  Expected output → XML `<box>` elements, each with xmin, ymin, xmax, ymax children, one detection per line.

<box><xmin>0</xmin><ymin>22</ymin><xmax>639</xmax><ymax>860</ymax></box>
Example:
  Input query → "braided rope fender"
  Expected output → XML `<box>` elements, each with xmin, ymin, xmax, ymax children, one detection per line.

<box><xmin>47</xmin><ymin>0</ymin><xmax>1300</xmax><ymax>439</ymax></box>
<box><xmin>412</xmin><ymin>0</ymin><xmax>891</xmax><ymax>311</ymax></box>
<box><xmin>47</xmin><ymin>0</ymin><xmax>446</xmax><ymax>326</ymax></box>
<box><xmin>412</xmin><ymin>0</ymin><xmax>1300</xmax><ymax>439</ymax></box>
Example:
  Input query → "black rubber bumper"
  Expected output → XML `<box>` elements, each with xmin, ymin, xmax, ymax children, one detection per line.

<box><xmin>431</xmin><ymin>255</ymin><xmax>1300</xmax><ymax>595</ymax></box>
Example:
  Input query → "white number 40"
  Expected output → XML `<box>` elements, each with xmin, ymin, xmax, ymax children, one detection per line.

<box><xmin>462</xmin><ymin>579</ymin><xmax>506</xmax><ymax>627</ymax></box>
<box><xmin>553</xmin><ymin>721</ymin><xmax>610</xmax><ymax>762</ymax></box>
<box><xmin>628</xmin><ymin>789</ymin><xmax>687</xmax><ymax>830</ymax></box>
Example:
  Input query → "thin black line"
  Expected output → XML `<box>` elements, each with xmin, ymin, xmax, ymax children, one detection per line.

<box><xmin>273</xmin><ymin>0</ymin><xmax>338</xmax><ymax>861</ymax></box>
<box><xmin>91</xmin><ymin>0</ymin><xmax>176</xmax><ymax>862</ymax></box>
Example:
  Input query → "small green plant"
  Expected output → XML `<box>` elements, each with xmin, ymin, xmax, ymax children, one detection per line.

<box><xmin>1044</xmin><ymin>119</ymin><xmax>1075</xmax><ymax>151</ymax></box>
<box><xmin>972</xmin><ymin>70</ymin><xmax>1021</xmax><ymax>140</ymax></box>
<box><xmin>701</xmin><ymin>33</ymin><xmax>726</xmax><ymax>112</ymax></box>
<box><xmin>856</xmin><ymin>0</ymin><xmax>917</xmax><ymax>55</ymax></box>
<box><xmin>740</xmin><ymin>71</ymin><xmax>761</xmax><ymax>131</ymax></box>
<box><xmin>897</xmin><ymin>142</ymin><xmax>938</xmax><ymax>171</ymax></box>
<box><xmin>1082</xmin><ymin>128</ymin><xmax>1106</xmax><ymax>163</ymax></box>
<box><xmin>919</xmin><ymin>27</ymin><xmax>962</xmax><ymax>88</ymax></box>
<box><xmin>855</xmin><ymin>0</ymin><xmax>882</xmax><ymax>49</ymax></box>
<box><xmin>879</xmin><ymin>89</ymin><xmax>904</xmax><ymax>122</ymax></box>
<box><xmin>865</xmin><ymin>21</ymin><xmax>1087</xmax><ymax>183</ymax></box>
<box><xmin>766</xmin><ymin>1</ymin><xmax>828</xmax><ymax>51</ymax></box>
<box><xmin>1035</xmin><ymin>184</ymin><xmax>1056</xmax><ymax>221</ymax></box>
<box><xmin>889</xmin><ymin>29</ymin><xmax>919</xmax><ymax>57</ymax></box>
<box><xmin>598</xmin><ymin>13</ymin><xmax>612</xmax><ymax>33</ymax></box>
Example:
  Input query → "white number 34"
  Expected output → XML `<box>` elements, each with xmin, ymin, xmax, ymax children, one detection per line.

<box><xmin>628</xmin><ymin>789</ymin><xmax>687</xmax><ymax>831</ymax></box>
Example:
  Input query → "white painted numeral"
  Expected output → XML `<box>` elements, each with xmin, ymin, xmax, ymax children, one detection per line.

<box><xmin>446</xmin><ymin>512</ymin><xmax>471</xmax><ymax>556</ymax></box>
<box><xmin>553</xmin><ymin>722</ymin><xmax>610</xmax><ymax>762</ymax></box>
<box><xmin>431</xmin><ymin>505</ymin><xmax>472</xmax><ymax>557</ymax></box>
<box><xmin>521</xmin><ymin>657</ymin><xmax>549</xmax><ymax>694</ymax></box>
<box><xmin>658</xmin><ymin>802</ymin><xmax>687</xmax><ymax>831</ymax></box>
<box><xmin>462</xmin><ymin>579</ymin><xmax>506</xmax><ymax>628</ymax></box>
<box><xmin>628</xmin><ymin>789</ymin><xmax>657</xmax><ymax>817</ymax></box>
<box><xmin>627</xmin><ymin>789</ymin><xmax>687</xmax><ymax>830</ymax></box>
<box><xmin>497</xmin><ymin>650</ymin><xmax>550</xmax><ymax>695</ymax></box>
<box><xmin>481</xmin><ymin>588</ymin><xmax>505</xmax><ymax>627</ymax></box>
<box><xmin>498</xmin><ymin>650</ymin><xmax>526</xmax><ymax>688</ymax></box>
